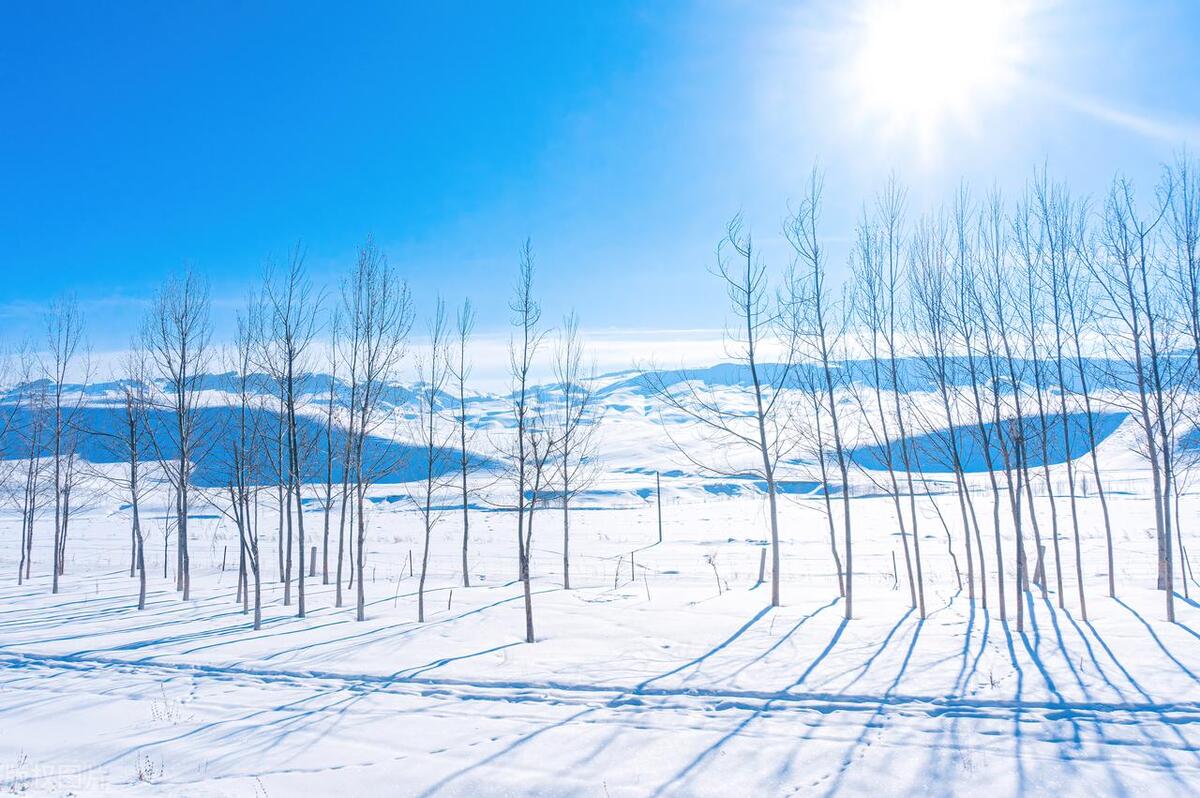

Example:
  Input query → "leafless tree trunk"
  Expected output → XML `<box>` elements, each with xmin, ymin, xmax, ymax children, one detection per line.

<box><xmin>644</xmin><ymin>219</ymin><xmax>798</xmax><ymax>608</ymax></box>
<box><xmin>342</xmin><ymin>239</ymin><xmax>412</xmax><ymax>622</ymax></box>
<box><xmin>1030</xmin><ymin>172</ymin><xmax>1089</xmax><ymax>619</ymax></box>
<box><xmin>1090</xmin><ymin>176</ymin><xmax>1174</xmax><ymax>620</ymax></box>
<box><xmin>800</xmin><ymin>368</ymin><xmax>844</xmax><ymax>597</ymax></box>
<box><xmin>229</xmin><ymin>307</ymin><xmax>266</xmax><ymax>628</ymax></box>
<box><xmin>978</xmin><ymin>192</ymin><xmax>1030</xmax><ymax>629</ymax></box>
<box><xmin>913</xmin><ymin>213</ymin><xmax>984</xmax><ymax>609</ymax></box>
<box><xmin>412</xmin><ymin>299</ymin><xmax>453</xmax><ymax>622</ymax></box>
<box><xmin>852</xmin><ymin>178</ymin><xmax>924</xmax><ymax>617</ymax></box>
<box><xmin>1013</xmin><ymin>192</ymin><xmax>1061</xmax><ymax>602</ymax></box>
<box><xmin>16</xmin><ymin>356</ymin><xmax>47</xmax><ymax>585</ymax></box>
<box><xmin>787</xmin><ymin>171</ymin><xmax>853</xmax><ymax>618</ymax></box>
<box><xmin>1066</xmin><ymin>225</ymin><xmax>1117</xmax><ymax>597</ymax></box>
<box><xmin>450</xmin><ymin>299</ymin><xmax>476</xmax><ymax>587</ymax></box>
<box><xmin>509</xmin><ymin>243</ymin><xmax>548</xmax><ymax>640</ymax></box>
<box><xmin>554</xmin><ymin>312</ymin><xmax>600</xmax><ymax>591</ymax></box>
<box><xmin>144</xmin><ymin>269</ymin><xmax>211</xmax><ymax>602</ymax></box>
<box><xmin>949</xmin><ymin>255</ymin><xmax>992</xmax><ymax>609</ymax></box>
<box><xmin>334</xmin><ymin>306</ymin><xmax>360</xmax><ymax>609</ymax></box>
<box><xmin>43</xmin><ymin>297</ymin><xmax>87</xmax><ymax>593</ymax></box>
<box><xmin>1167</xmin><ymin>153</ymin><xmax>1200</xmax><ymax>605</ymax></box>
<box><xmin>94</xmin><ymin>347</ymin><xmax>153</xmax><ymax>609</ymax></box>
<box><xmin>261</xmin><ymin>247</ymin><xmax>321</xmax><ymax>618</ymax></box>
<box><xmin>320</xmin><ymin>313</ymin><xmax>342</xmax><ymax>586</ymax></box>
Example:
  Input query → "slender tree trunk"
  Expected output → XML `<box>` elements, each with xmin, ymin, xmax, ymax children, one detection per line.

<box><xmin>336</xmin><ymin>475</ymin><xmax>349</xmax><ymax>607</ymax></box>
<box><xmin>356</xmin><ymin>480</ymin><xmax>367</xmax><ymax>622</ymax></box>
<box><xmin>52</xmin><ymin>396</ymin><xmax>62</xmax><ymax>594</ymax></box>
<box><xmin>418</xmin><ymin>509</ymin><xmax>432</xmax><ymax>622</ymax></box>
<box><xmin>812</xmin><ymin>396</ymin><xmax>845</xmax><ymax>597</ymax></box>
<box><xmin>132</xmin><ymin>478</ymin><xmax>146</xmax><ymax>611</ymax></box>
<box><xmin>869</xmin><ymin>355</ymin><xmax>918</xmax><ymax>613</ymax></box>
<box><xmin>656</xmin><ymin>471</ymin><xmax>663</xmax><ymax>544</ymax></box>
<box><xmin>1052</xmin><ymin>304</ymin><xmax>1087</xmax><ymax>619</ymax></box>
<box><xmin>819</xmin><ymin>357</ymin><xmax>853</xmax><ymax>618</ymax></box>
<box><xmin>562</xmin><ymin>493</ymin><xmax>571</xmax><ymax>590</ymax></box>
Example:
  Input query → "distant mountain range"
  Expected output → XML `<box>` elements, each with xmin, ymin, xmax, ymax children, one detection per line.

<box><xmin>0</xmin><ymin>354</ymin><xmax>1184</xmax><ymax>488</ymax></box>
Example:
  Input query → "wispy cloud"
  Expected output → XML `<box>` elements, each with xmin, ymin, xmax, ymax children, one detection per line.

<box><xmin>1036</xmin><ymin>82</ymin><xmax>1200</xmax><ymax>146</ymax></box>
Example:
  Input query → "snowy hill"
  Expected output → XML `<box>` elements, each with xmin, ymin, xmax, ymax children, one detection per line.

<box><xmin>0</xmin><ymin>359</ymin><xmax>1148</xmax><ymax>496</ymax></box>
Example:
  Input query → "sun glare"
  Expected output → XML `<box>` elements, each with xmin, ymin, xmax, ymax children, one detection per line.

<box><xmin>849</xmin><ymin>0</ymin><xmax>1025</xmax><ymax>146</ymax></box>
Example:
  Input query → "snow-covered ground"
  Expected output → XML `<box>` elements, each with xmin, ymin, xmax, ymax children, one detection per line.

<box><xmin>3</xmin><ymin>366</ymin><xmax>1200</xmax><ymax>795</ymax></box>
<box><xmin>3</xmin><ymin>472</ymin><xmax>1200</xmax><ymax>796</ymax></box>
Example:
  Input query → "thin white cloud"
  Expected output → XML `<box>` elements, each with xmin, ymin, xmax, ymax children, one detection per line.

<box><xmin>1037</xmin><ymin>82</ymin><xmax>1200</xmax><ymax>146</ymax></box>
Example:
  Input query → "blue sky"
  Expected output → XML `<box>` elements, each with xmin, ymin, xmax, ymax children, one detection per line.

<box><xmin>2</xmin><ymin>0</ymin><xmax>1199</xmax><ymax>356</ymax></box>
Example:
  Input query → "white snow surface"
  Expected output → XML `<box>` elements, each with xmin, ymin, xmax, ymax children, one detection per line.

<box><xmin>1</xmin><ymin>371</ymin><xmax>1199</xmax><ymax>796</ymax></box>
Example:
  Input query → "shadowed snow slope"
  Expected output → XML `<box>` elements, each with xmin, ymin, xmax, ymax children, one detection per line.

<box><xmin>853</xmin><ymin>410</ymin><xmax>1128</xmax><ymax>473</ymax></box>
<box><xmin>0</xmin><ymin>404</ymin><xmax>490</xmax><ymax>487</ymax></box>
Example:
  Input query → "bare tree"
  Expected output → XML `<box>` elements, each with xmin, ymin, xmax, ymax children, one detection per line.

<box><xmin>449</xmin><ymin>299</ymin><xmax>477</xmax><ymax>587</ymax></box>
<box><xmin>1030</xmin><ymin>171</ymin><xmax>1090</xmax><ymax>619</ymax></box>
<box><xmin>952</xmin><ymin>204</ymin><xmax>1012</xmax><ymax>619</ymax></box>
<box><xmin>1065</xmin><ymin>210</ymin><xmax>1118</xmax><ymax>597</ymax></box>
<box><xmin>342</xmin><ymin>239</ymin><xmax>412</xmax><ymax>621</ymax></box>
<box><xmin>334</xmin><ymin>313</ymin><xmax>359</xmax><ymax>608</ymax></box>
<box><xmin>15</xmin><ymin>348</ymin><xmax>48</xmax><ymax>584</ymax></box>
<box><xmin>261</xmin><ymin>248</ymin><xmax>321</xmax><ymax>617</ymax></box>
<box><xmin>851</xmin><ymin>178</ymin><xmax>926</xmax><ymax>618</ymax></box>
<box><xmin>787</xmin><ymin>171</ymin><xmax>855</xmax><ymax>619</ymax></box>
<box><xmin>319</xmin><ymin>314</ymin><xmax>342</xmax><ymax>585</ymax></box>
<box><xmin>91</xmin><ymin>346</ymin><xmax>155</xmax><ymax>609</ymax></box>
<box><xmin>42</xmin><ymin>297</ymin><xmax>88</xmax><ymax>593</ymax></box>
<box><xmin>1166</xmin><ymin>151</ymin><xmax>1200</xmax><ymax>598</ymax></box>
<box><xmin>912</xmin><ymin>209</ymin><xmax>985</xmax><ymax>609</ymax></box>
<box><xmin>144</xmin><ymin>270</ymin><xmax>211</xmax><ymax>601</ymax></box>
<box><xmin>796</xmin><ymin>366</ymin><xmax>845</xmax><ymax>598</ymax></box>
<box><xmin>1013</xmin><ymin>187</ymin><xmax>1061</xmax><ymax>603</ymax></box>
<box><xmin>553</xmin><ymin>312</ymin><xmax>601</xmax><ymax>590</ymax></box>
<box><xmin>509</xmin><ymin>242</ymin><xmax>549</xmax><ymax>641</ymax></box>
<box><xmin>1090</xmin><ymin>176</ymin><xmax>1176</xmax><ymax>620</ymax></box>
<box><xmin>978</xmin><ymin>190</ymin><xmax>1035</xmax><ymax>631</ymax></box>
<box><xmin>643</xmin><ymin>218</ymin><xmax>798</xmax><ymax>608</ymax></box>
<box><xmin>411</xmin><ymin>299</ymin><xmax>455</xmax><ymax>622</ymax></box>
<box><xmin>213</xmin><ymin>305</ymin><xmax>269</xmax><ymax>628</ymax></box>
<box><xmin>242</xmin><ymin>318</ymin><xmax>269</xmax><ymax>628</ymax></box>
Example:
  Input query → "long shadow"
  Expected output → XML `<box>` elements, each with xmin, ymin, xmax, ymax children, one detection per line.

<box><xmin>1082</xmin><ymin>620</ymin><xmax>1152</xmax><ymax>702</ymax></box>
<box><xmin>818</xmin><ymin>617</ymin><xmax>923</xmax><ymax>798</ymax></box>
<box><xmin>250</xmin><ymin>587</ymin><xmax>555</xmax><ymax>667</ymax></box>
<box><xmin>47</xmin><ymin>638</ymin><xmax>594</xmax><ymax>790</ymax></box>
<box><xmin>1000</xmin><ymin>620</ymin><xmax>1028</xmax><ymax>796</ymax></box>
<box><xmin>1169</xmin><ymin>593</ymin><xmax>1200</xmax><ymax>643</ymax></box>
<box><xmin>415</xmin><ymin>707</ymin><xmax>597</xmax><ymax>797</ymax></box>
<box><xmin>1081</xmin><ymin>614</ymin><xmax>1200</xmax><ymax>779</ymax></box>
<box><xmin>0</xmin><ymin>590</ymin><xmax>243</xmax><ymax>641</ymax></box>
<box><xmin>1059</xmin><ymin>611</ymin><xmax>1125</xmax><ymax>700</ymax></box>
<box><xmin>925</xmin><ymin>594</ymin><xmax>986</xmax><ymax>798</ymax></box>
<box><xmin>635</xmin><ymin>605</ymin><xmax>772</xmax><ymax>692</ymax></box>
<box><xmin>1060</xmin><ymin>609</ymin><xmax>1187</xmax><ymax>792</ymax></box>
<box><xmin>1023</xmin><ymin>596</ymin><xmax>1082</xmax><ymax>749</ymax></box>
<box><xmin>724</xmin><ymin>598</ymin><xmax>839</xmax><ymax>682</ymax></box>
<box><xmin>648</xmin><ymin>617</ymin><xmax>849</xmax><ymax>796</ymax></box>
<box><xmin>1034</xmin><ymin>598</ymin><xmax>1132</xmax><ymax>793</ymax></box>
<box><xmin>391</xmin><ymin>643</ymin><xmax>521</xmax><ymax>679</ymax></box>
<box><xmin>962</xmin><ymin>606</ymin><xmax>991</xmax><ymax>695</ymax></box>
<box><xmin>1174</xmin><ymin>593</ymin><xmax>1200</xmax><ymax>609</ymax></box>
<box><xmin>563</xmin><ymin>600</ymin><xmax>839</xmax><ymax>786</ymax></box>
<box><xmin>175</xmin><ymin>615</ymin><xmax>354</xmax><ymax>659</ymax></box>
<box><xmin>839</xmin><ymin>607</ymin><xmax>913</xmax><ymax>692</ymax></box>
<box><xmin>1113</xmin><ymin>597</ymin><xmax>1199</xmax><ymax>683</ymax></box>
<box><xmin>3</xmin><ymin>608</ymin><xmax>292</xmax><ymax>659</ymax></box>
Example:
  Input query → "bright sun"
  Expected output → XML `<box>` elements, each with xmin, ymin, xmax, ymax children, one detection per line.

<box><xmin>850</xmin><ymin>0</ymin><xmax>1025</xmax><ymax>145</ymax></box>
